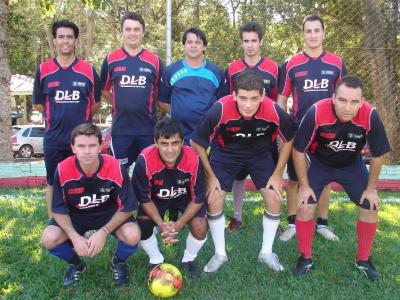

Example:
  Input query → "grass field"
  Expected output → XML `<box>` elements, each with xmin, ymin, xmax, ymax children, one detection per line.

<box><xmin>1</xmin><ymin>188</ymin><xmax>399</xmax><ymax>299</ymax></box>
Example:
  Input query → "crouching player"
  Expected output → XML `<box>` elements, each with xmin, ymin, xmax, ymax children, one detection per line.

<box><xmin>41</xmin><ymin>124</ymin><xmax>141</xmax><ymax>287</ymax></box>
<box><xmin>191</xmin><ymin>71</ymin><xmax>296</xmax><ymax>273</ymax></box>
<box><xmin>132</xmin><ymin>117</ymin><xmax>207</xmax><ymax>278</ymax></box>
<box><xmin>292</xmin><ymin>75</ymin><xmax>390</xmax><ymax>280</ymax></box>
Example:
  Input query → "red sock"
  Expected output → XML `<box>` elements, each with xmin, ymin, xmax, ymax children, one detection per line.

<box><xmin>295</xmin><ymin>219</ymin><xmax>315</xmax><ymax>259</ymax></box>
<box><xmin>356</xmin><ymin>220</ymin><xmax>377</xmax><ymax>261</ymax></box>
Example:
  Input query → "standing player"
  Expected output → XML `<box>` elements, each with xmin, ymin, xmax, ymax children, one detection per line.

<box><xmin>223</xmin><ymin>21</ymin><xmax>280</xmax><ymax>231</ymax></box>
<box><xmin>33</xmin><ymin>20</ymin><xmax>101</xmax><ymax>218</ymax></box>
<box><xmin>132</xmin><ymin>117</ymin><xmax>207</xmax><ymax>277</ymax></box>
<box><xmin>100</xmin><ymin>11</ymin><xmax>164</xmax><ymax>167</ymax></box>
<box><xmin>292</xmin><ymin>76</ymin><xmax>390</xmax><ymax>280</ymax></box>
<box><xmin>278</xmin><ymin>14</ymin><xmax>347</xmax><ymax>241</ymax></box>
<box><xmin>158</xmin><ymin>27</ymin><xmax>225</xmax><ymax>144</ymax></box>
<box><xmin>41</xmin><ymin>124</ymin><xmax>141</xmax><ymax>287</ymax></box>
<box><xmin>191</xmin><ymin>71</ymin><xmax>296</xmax><ymax>273</ymax></box>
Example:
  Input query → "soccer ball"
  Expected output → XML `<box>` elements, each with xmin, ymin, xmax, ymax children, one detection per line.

<box><xmin>148</xmin><ymin>263</ymin><xmax>183</xmax><ymax>298</ymax></box>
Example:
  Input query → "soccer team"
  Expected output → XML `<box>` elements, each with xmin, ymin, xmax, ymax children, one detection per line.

<box><xmin>35</xmin><ymin>12</ymin><xmax>390</xmax><ymax>288</ymax></box>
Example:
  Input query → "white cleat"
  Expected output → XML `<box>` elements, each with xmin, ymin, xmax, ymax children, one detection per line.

<box><xmin>203</xmin><ymin>254</ymin><xmax>228</xmax><ymax>273</ymax></box>
<box><xmin>316</xmin><ymin>226</ymin><xmax>339</xmax><ymax>241</ymax></box>
<box><xmin>279</xmin><ymin>224</ymin><xmax>296</xmax><ymax>242</ymax></box>
<box><xmin>258</xmin><ymin>252</ymin><xmax>284</xmax><ymax>272</ymax></box>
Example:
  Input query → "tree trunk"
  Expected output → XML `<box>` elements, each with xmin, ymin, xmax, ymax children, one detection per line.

<box><xmin>193</xmin><ymin>0</ymin><xmax>200</xmax><ymax>27</ymax></box>
<box><xmin>364</xmin><ymin>0</ymin><xmax>399</xmax><ymax>163</ymax></box>
<box><xmin>85</xmin><ymin>9</ymin><xmax>95</xmax><ymax>61</ymax></box>
<box><xmin>0</xmin><ymin>0</ymin><xmax>13</xmax><ymax>160</ymax></box>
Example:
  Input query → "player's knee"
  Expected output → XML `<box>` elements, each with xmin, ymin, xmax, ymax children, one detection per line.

<box><xmin>189</xmin><ymin>217</ymin><xmax>207</xmax><ymax>240</ymax></box>
<box><xmin>119</xmin><ymin>222</ymin><xmax>141</xmax><ymax>245</ymax></box>
<box><xmin>296</xmin><ymin>204</ymin><xmax>316</xmax><ymax>220</ymax></box>
<box><xmin>41</xmin><ymin>227</ymin><xmax>62</xmax><ymax>249</ymax></box>
<box><xmin>358</xmin><ymin>207</ymin><xmax>378</xmax><ymax>222</ymax></box>
<box><xmin>138</xmin><ymin>218</ymin><xmax>155</xmax><ymax>240</ymax></box>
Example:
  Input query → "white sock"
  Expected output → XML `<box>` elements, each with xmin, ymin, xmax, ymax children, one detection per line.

<box><xmin>261</xmin><ymin>211</ymin><xmax>281</xmax><ymax>254</ymax></box>
<box><xmin>232</xmin><ymin>180</ymin><xmax>245</xmax><ymax>222</ymax></box>
<box><xmin>208</xmin><ymin>211</ymin><xmax>226</xmax><ymax>256</ymax></box>
<box><xmin>139</xmin><ymin>233</ymin><xmax>164</xmax><ymax>264</ymax></box>
<box><xmin>181</xmin><ymin>231</ymin><xmax>207</xmax><ymax>263</ymax></box>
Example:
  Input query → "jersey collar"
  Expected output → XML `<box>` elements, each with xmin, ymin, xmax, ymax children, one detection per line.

<box><xmin>122</xmin><ymin>47</ymin><xmax>144</xmax><ymax>58</ymax></box>
<box><xmin>54</xmin><ymin>57</ymin><xmax>78</xmax><ymax>69</ymax></box>
<box><xmin>302</xmin><ymin>50</ymin><xmax>325</xmax><ymax>60</ymax></box>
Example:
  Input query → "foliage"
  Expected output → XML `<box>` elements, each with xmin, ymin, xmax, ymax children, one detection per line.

<box><xmin>1</xmin><ymin>188</ymin><xmax>400</xmax><ymax>299</ymax></box>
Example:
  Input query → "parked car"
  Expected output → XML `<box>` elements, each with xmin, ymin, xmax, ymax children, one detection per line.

<box><xmin>101</xmin><ymin>127</ymin><xmax>111</xmax><ymax>154</ymax></box>
<box><xmin>12</xmin><ymin>125</ymin><xmax>45</xmax><ymax>158</ymax></box>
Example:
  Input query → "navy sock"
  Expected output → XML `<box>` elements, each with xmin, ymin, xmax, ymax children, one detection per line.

<box><xmin>115</xmin><ymin>241</ymin><xmax>138</xmax><ymax>262</ymax></box>
<box><xmin>48</xmin><ymin>241</ymin><xmax>76</xmax><ymax>263</ymax></box>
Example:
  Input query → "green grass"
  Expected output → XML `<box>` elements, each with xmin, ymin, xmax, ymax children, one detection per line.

<box><xmin>1</xmin><ymin>188</ymin><xmax>400</xmax><ymax>299</ymax></box>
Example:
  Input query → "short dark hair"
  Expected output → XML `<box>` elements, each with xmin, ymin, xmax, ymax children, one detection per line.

<box><xmin>121</xmin><ymin>11</ymin><xmax>145</xmax><ymax>31</ymax></box>
<box><xmin>71</xmin><ymin>123</ymin><xmax>102</xmax><ymax>145</ymax></box>
<box><xmin>335</xmin><ymin>75</ymin><xmax>364</xmax><ymax>94</ymax></box>
<box><xmin>234</xmin><ymin>70</ymin><xmax>264</xmax><ymax>95</ymax></box>
<box><xmin>52</xmin><ymin>20</ymin><xmax>79</xmax><ymax>38</ymax></box>
<box><xmin>240</xmin><ymin>21</ymin><xmax>264</xmax><ymax>41</ymax></box>
<box><xmin>302</xmin><ymin>14</ymin><xmax>325</xmax><ymax>32</ymax></box>
<box><xmin>154</xmin><ymin>117</ymin><xmax>184</xmax><ymax>142</ymax></box>
<box><xmin>182</xmin><ymin>27</ymin><xmax>208</xmax><ymax>46</ymax></box>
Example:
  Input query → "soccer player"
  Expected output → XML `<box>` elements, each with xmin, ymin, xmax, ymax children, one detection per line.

<box><xmin>100</xmin><ymin>11</ymin><xmax>164</xmax><ymax>167</ymax></box>
<box><xmin>33</xmin><ymin>20</ymin><xmax>101</xmax><ymax>218</ymax></box>
<box><xmin>292</xmin><ymin>75</ymin><xmax>390</xmax><ymax>280</ymax></box>
<box><xmin>158</xmin><ymin>27</ymin><xmax>225</xmax><ymax>144</ymax></box>
<box><xmin>223</xmin><ymin>21</ymin><xmax>280</xmax><ymax>231</ymax></box>
<box><xmin>278</xmin><ymin>14</ymin><xmax>347</xmax><ymax>242</ymax></box>
<box><xmin>41</xmin><ymin>124</ymin><xmax>141</xmax><ymax>287</ymax></box>
<box><xmin>132</xmin><ymin>117</ymin><xmax>207</xmax><ymax>278</ymax></box>
<box><xmin>191</xmin><ymin>71</ymin><xmax>296</xmax><ymax>273</ymax></box>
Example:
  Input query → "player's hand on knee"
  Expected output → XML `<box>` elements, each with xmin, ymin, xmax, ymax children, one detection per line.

<box><xmin>87</xmin><ymin>230</ymin><xmax>107</xmax><ymax>257</ymax></box>
<box><xmin>360</xmin><ymin>189</ymin><xmax>380</xmax><ymax>210</ymax></box>
<box><xmin>206</xmin><ymin>176</ymin><xmax>222</xmax><ymax>206</ymax></box>
<box><xmin>71</xmin><ymin>235</ymin><xmax>90</xmax><ymax>257</ymax></box>
<box><xmin>297</xmin><ymin>185</ymin><xmax>316</xmax><ymax>212</ymax></box>
<box><xmin>265</xmin><ymin>174</ymin><xmax>283</xmax><ymax>202</ymax></box>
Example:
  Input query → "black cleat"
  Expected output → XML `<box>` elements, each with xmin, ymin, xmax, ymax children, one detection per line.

<box><xmin>63</xmin><ymin>261</ymin><xmax>87</xmax><ymax>287</ymax></box>
<box><xmin>293</xmin><ymin>255</ymin><xmax>314</xmax><ymax>276</ymax></box>
<box><xmin>181</xmin><ymin>260</ymin><xmax>201</xmax><ymax>278</ymax></box>
<box><xmin>111</xmin><ymin>257</ymin><xmax>129</xmax><ymax>287</ymax></box>
<box><xmin>355</xmin><ymin>257</ymin><xmax>381</xmax><ymax>280</ymax></box>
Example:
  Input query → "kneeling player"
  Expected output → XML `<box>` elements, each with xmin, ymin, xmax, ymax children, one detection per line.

<box><xmin>191</xmin><ymin>71</ymin><xmax>296</xmax><ymax>273</ymax></box>
<box><xmin>132</xmin><ymin>117</ymin><xmax>207</xmax><ymax>278</ymax></box>
<box><xmin>292</xmin><ymin>76</ymin><xmax>390</xmax><ymax>280</ymax></box>
<box><xmin>41</xmin><ymin>124</ymin><xmax>140</xmax><ymax>287</ymax></box>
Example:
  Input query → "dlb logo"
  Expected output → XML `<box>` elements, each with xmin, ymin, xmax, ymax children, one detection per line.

<box><xmin>234</xmin><ymin>132</ymin><xmax>266</xmax><ymax>138</ymax></box>
<box><xmin>157</xmin><ymin>187</ymin><xmax>187</xmax><ymax>199</ymax></box>
<box><xmin>327</xmin><ymin>141</ymin><xmax>357</xmax><ymax>152</ymax></box>
<box><xmin>303</xmin><ymin>79</ymin><xmax>329</xmax><ymax>91</ymax></box>
<box><xmin>119</xmin><ymin>75</ymin><xmax>147</xmax><ymax>87</ymax></box>
<box><xmin>77</xmin><ymin>194</ymin><xmax>110</xmax><ymax>209</ymax></box>
<box><xmin>55</xmin><ymin>90</ymin><xmax>80</xmax><ymax>101</ymax></box>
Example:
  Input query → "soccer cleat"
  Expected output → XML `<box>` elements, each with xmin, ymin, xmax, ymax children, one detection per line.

<box><xmin>181</xmin><ymin>260</ymin><xmax>201</xmax><ymax>278</ymax></box>
<box><xmin>111</xmin><ymin>257</ymin><xmax>130</xmax><ymax>287</ymax></box>
<box><xmin>293</xmin><ymin>255</ymin><xmax>314</xmax><ymax>276</ymax></box>
<box><xmin>203</xmin><ymin>254</ymin><xmax>228</xmax><ymax>273</ymax></box>
<box><xmin>63</xmin><ymin>261</ymin><xmax>87</xmax><ymax>287</ymax></box>
<box><xmin>279</xmin><ymin>224</ymin><xmax>296</xmax><ymax>241</ymax></box>
<box><xmin>355</xmin><ymin>257</ymin><xmax>381</xmax><ymax>280</ymax></box>
<box><xmin>228</xmin><ymin>217</ymin><xmax>242</xmax><ymax>231</ymax></box>
<box><xmin>316</xmin><ymin>225</ymin><xmax>340</xmax><ymax>241</ymax></box>
<box><xmin>258</xmin><ymin>252</ymin><xmax>284</xmax><ymax>272</ymax></box>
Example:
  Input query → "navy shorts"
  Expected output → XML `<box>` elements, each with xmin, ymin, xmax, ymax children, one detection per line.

<box><xmin>110</xmin><ymin>133</ymin><xmax>154</xmax><ymax>166</ymax></box>
<box><xmin>307</xmin><ymin>154</ymin><xmax>372</xmax><ymax>209</ymax></box>
<box><xmin>211</xmin><ymin>151</ymin><xmax>275</xmax><ymax>192</ymax></box>
<box><xmin>47</xmin><ymin>215</ymin><xmax>136</xmax><ymax>236</ymax></box>
<box><xmin>137</xmin><ymin>199</ymin><xmax>206</xmax><ymax>219</ymax></box>
<box><xmin>44</xmin><ymin>145</ymin><xmax>74</xmax><ymax>185</ymax></box>
<box><xmin>235</xmin><ymin>142</ymin><xmax>278</xmax><ymax>181</ymax></box>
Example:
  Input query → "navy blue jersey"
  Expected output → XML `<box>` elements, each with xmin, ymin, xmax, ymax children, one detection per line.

<box><xmin>158</xmin><ymin>60</ymin><xmax>225</xmax><ymax>139</ymax></box>
<box><xmin>52</xmin><ymin>154</ymin><xmax>137</xmax><ymax>227</ymax></box>
<box><xmin>132</xmin><ymin>145</ymin><xmax>205</xmax><ymax>206</ymax></box>
<box><xmin>278</xmin><ymin>51</ymin><xmax>346</xmax><ymax>122</ymax></box>
<box><xmin>33</xmin><ymin>58</ymin><xmax>101</xmax><ymax>149</ymax></box>
<box><xmin>191</xmin><ymin>95</ymin><xmax>296</xmax><ymax>159</ymax></box>
<box><xmin>100</xmin><ymin>48</ymin><xmax>164</xmax><ymax>135</ymax></box>
<box><xmin>223</xmin><ymin>57</ymin><xmax>279</xmax><ymax>100</ymax></box>
<box><xmin>294</xmin><ymin>98</ymin><xmax>390</xmax><ymax>166</ymax></box>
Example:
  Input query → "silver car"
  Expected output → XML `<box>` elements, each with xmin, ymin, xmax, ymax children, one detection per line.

<box><xmin>12</xmin><ymin>125</ymin><xmax>45</xmax><ymax>158</ymax></box>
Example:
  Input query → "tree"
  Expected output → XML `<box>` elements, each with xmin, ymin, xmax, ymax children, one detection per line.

<box><xmin>0</xmin><ymin>0</ymin><xmax>12</xmax><ymax>160</ymax></box>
